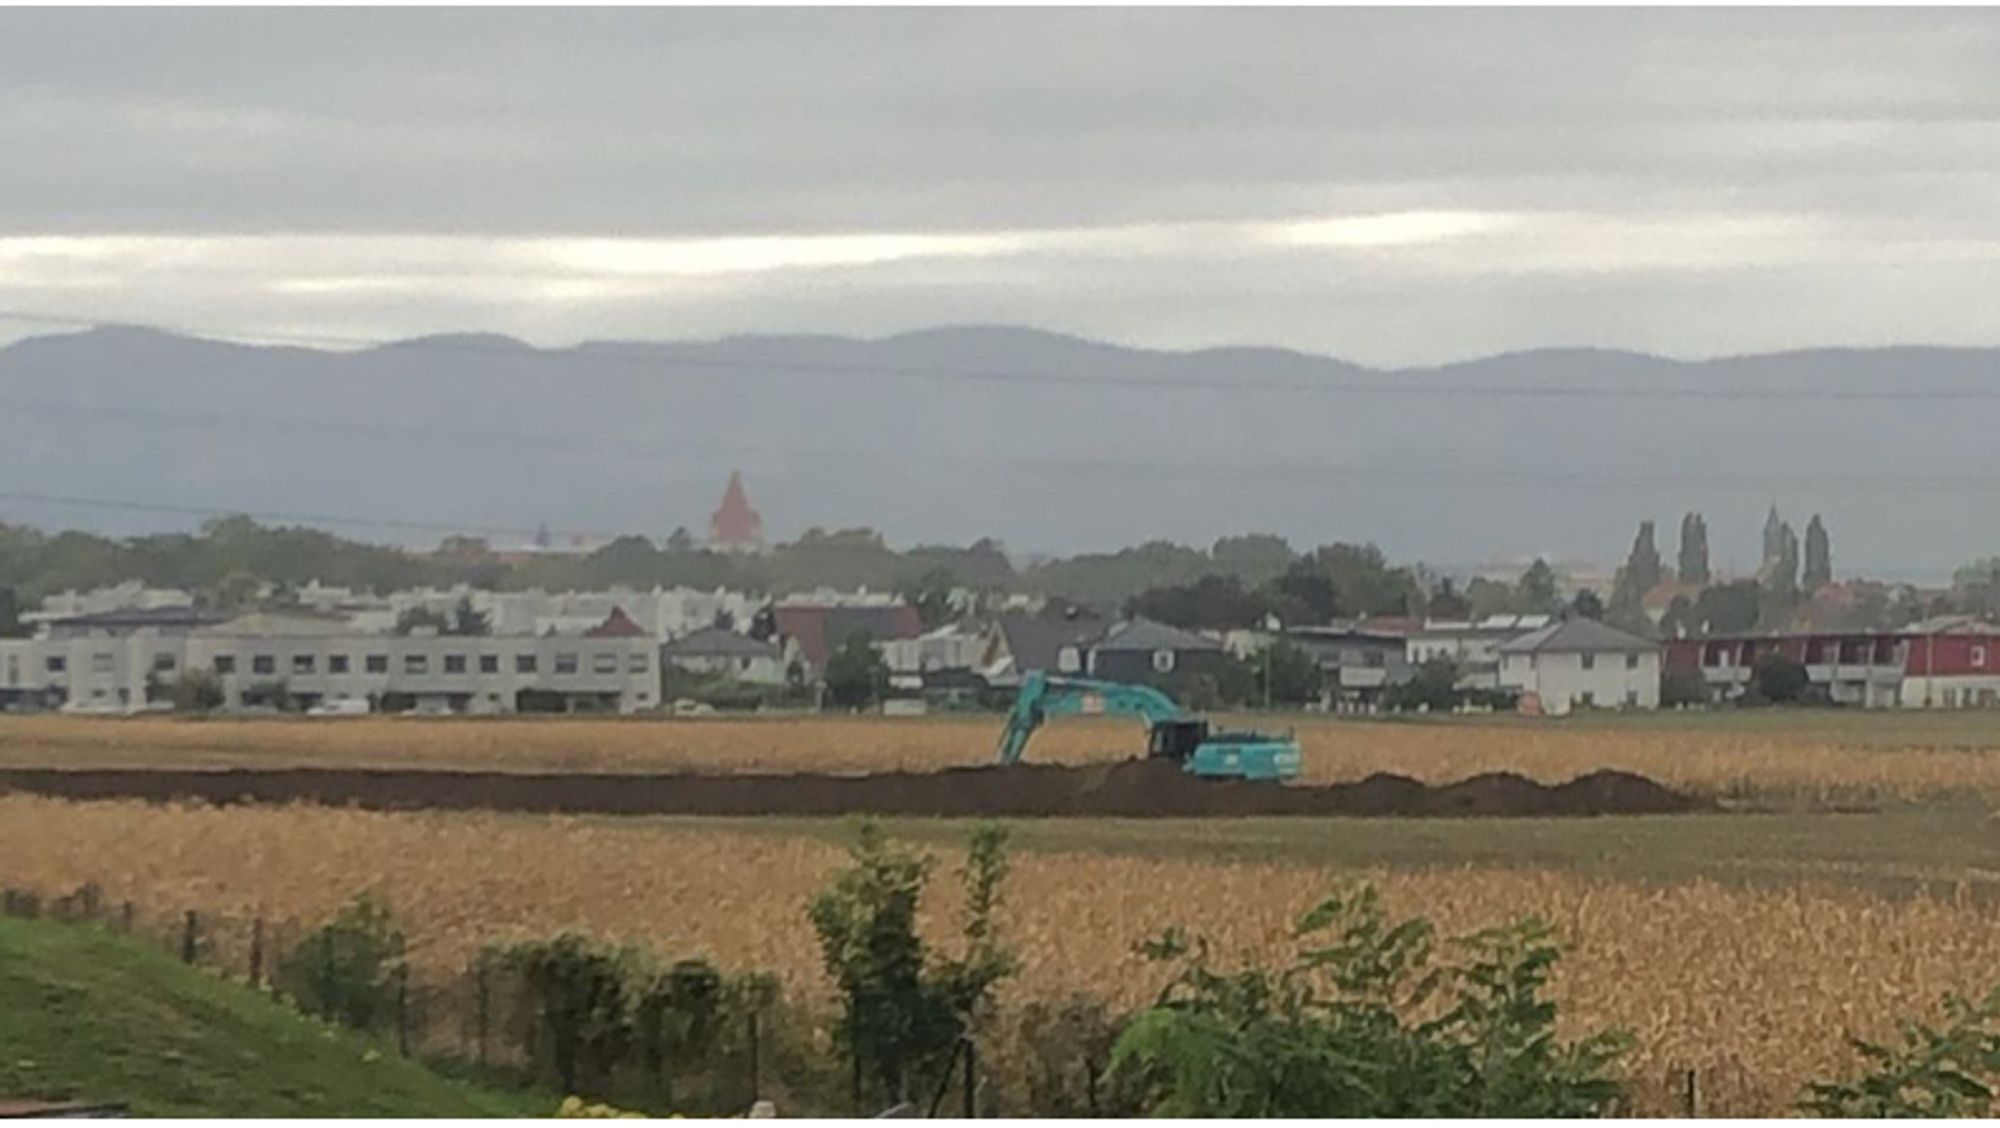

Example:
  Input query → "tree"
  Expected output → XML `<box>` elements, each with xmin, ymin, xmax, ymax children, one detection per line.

<box><xmin>1688</xmin><ymin>580</ymin><xmax>1761</xmax><ymax>634</ymax></box>
<box><xmin>1608</xmin><ymin>521</ymin><xmax>1662</xmax><ymax>627</ymax></box>
<box><xmin>0</xmin><ymin>586</ymin><xmax>26</xmax><ymax>639</ymax></box>
<box><xmin>1570</xmin><ymin>589</ymin><xmax>1606</xmax><ymax>621</ymax></box>
<box><xmin>166</xmin><ymin>669</ymin><xmax>226</xmax><ymax>713</ymax></box>
<box><xmin>1386</xmin><ymin>656</ymin><xmax>1460</xmax><ymax>712</ymax></box>
<box><xmin>822</xmin><ymin>631</ymin><xmax>889</xmax><ymax>710</ymax></box>
<box><xmin>900</xmin><ymin>567</ymin><xmax>960</xmax><ymax>629</ymax></box>
<box><xmin>1128</xmin><ymin>575</ymin><xmax>1273</xmax><ymax>631</ymax></box>
<box><xmin>1516</xmin><ymin>559</ymin><xmax>1559</xmax><ymax>613</ymax></box>
<box><xmin>1427</xmin><ymin>577</ymin><xmax>1471</xmax><ymax>620</ymax></box>
<box><xmin>1804</xmin><ymin>514</ymin><xmax>1832</xmax><ymax>593</ymax></box>
<box><xmin>665</xmin><ymin>526</ymin><xmax>697</xmax><ymax>554</ymax></box>
<box><xmin>1677</xmin><ymin>512</ymin><xmax>1711</xmax><ymax>585</ymax></box>
<box><xmin>808</xmin><ymin>823</ymin><xmax>1015</xmax><ymax>1106</ymax></box>
<box><xmin>1750</xmin><ymin>653</ymin><xmax>1809</xmax><ymax>704</ymax></box>
<box><xmin>1253</xmin><ymin>640</ymin><xmax>1323</xmax><ymax>707</ymax></box>
<box><xmin>1660</xmin><ymin>668</ymin><xmax>1710</xmax><ymax>708</ymax></box>
<box><xmin>450</xmin><ymin>596</ymin><xmax>491</xmax><ymax>637</ymax></box>
<box><xmin>1209</xmin><ymin>534</ymin><xmax>1296</xmax><ymax>586</ymax></box>
<box><xmin>394</xmin><ymin>606</ymin><xmax>452</xmax><ymax>636</ymax></box>
<box><xmin>1108</xmin><ymin>885</ymin><xmax>1629</xmax><ymax>1117</ymax></box>
<box><xmin>1265</xmin><ymin>558</ymin><xmax>1341</xmax><ymax>624</ymax></box>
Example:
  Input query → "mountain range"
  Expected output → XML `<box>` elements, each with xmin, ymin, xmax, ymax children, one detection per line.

<box><xmin>1</xmin><ymin>323</ymin><xmax>1994</xmax><ymax>580</ymax></box>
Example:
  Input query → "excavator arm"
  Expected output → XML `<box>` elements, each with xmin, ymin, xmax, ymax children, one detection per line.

<box><xmin>995</xmin><ymin>671</ymin><xmax>1187</xmax><ymax>766</ymax></box>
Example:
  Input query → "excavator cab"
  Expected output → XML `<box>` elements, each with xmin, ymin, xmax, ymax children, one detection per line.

<box><xmin>1146</xmin><ymin>718</ymin><xmax>1211</xmax><ymax>763</ymax></box>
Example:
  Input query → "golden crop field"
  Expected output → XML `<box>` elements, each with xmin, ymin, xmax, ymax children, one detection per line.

<box><xmin>2</xmin><ymin>794</ymin><xmax>1996</xmax><ymax>1115</ymax></box>
<box><xmin>8</xmin><ymin>710</ymin><xmax>2000</xmax><ymax>802</ymax></box>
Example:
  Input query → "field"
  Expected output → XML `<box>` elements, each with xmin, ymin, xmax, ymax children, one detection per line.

<box><xmin>8</xmin><ymin>709</ymin><xmax>2000</xmax><ymax>1114</ymax></box>
<box><xmin>10</xmin><ymin>708</ymin><xmax>2000</xmax><ymax>803</ymax></box>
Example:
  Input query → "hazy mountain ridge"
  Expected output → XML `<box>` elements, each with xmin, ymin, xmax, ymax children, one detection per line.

<box><xmin>1</xmin><ymin>324</ymin><xmax>1994</xmax><ymax>577</ymax></box>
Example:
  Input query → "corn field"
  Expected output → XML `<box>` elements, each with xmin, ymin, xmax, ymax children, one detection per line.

<box><xmin>8</xmin><ymin>711</ymin><xmax>2000</xmax><ymax>801</ymax></box>
<box><xmin>3</xmin><ymin>794</ymin><xmax>1997</xmax><ymax>1114</ymax></box>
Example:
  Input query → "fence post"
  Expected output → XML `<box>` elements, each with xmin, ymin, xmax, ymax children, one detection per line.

<box><xmin>181</xmin><ymin>910</ymin><xmax>199</xmax><ymax>965</ymax></box>
<box><xmin>962</xmin><ymin>1037</ymin><xmax>977</xmax><ymax>1119</ymax></box>
<box><xmin>396</xmin><ymin>963</ymin><xmax>411</xmax><ymax>1057</ymax></box>
<box><xmin>119</xmin><ymin>901</ymin><xmax>134</xmax><ymax>934</ymax></box>
<box><xmin>746</xmin><ymin>1011</ymin><xmax>760</xmax><ymax>1106</ymax></box>
<box><xmin>474</xmin><ymin>959</ymin><xmax>490</xmax><ymax>1069</ymax></box>
<box><xmin>1681</xmin><ymin>1067</ymin><xmax>1699</xmax><ymax>1118</ymax></box>
<box><xmin>249</xmin><ymin>917</ymin><xmax>265</xmax><ymax>987</ymax></box>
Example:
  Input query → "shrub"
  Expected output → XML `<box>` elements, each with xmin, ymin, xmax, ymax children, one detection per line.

<box><xmin>1749</xmin><ymin>653</ymin><xmax>1809</xmax><ymax>704</ymax></box>
<box><xmin>1660</xmin><ymin>668</ymin><xmax>1711</xmax><ymax>708</ymax></box>
<box><xmin>274</xmin><ymin>892</ymin><xmax>405</xmax><ymax>1032</ymax></box>
<box><xmin>1107</xmin><ymin>884</ymin><xmax>1628</xmax><ymax>1117</ymax></box>
<box><xmin>165</xmin><ymin>669</ymin><xmax>226</xmax><ymax>713</ymax></box>
<box><xmin>492</xmin><ymin>933</ymin><xmax>636</xmax><ymax>1094</ymax></box>
<box><xmin>1014</xmin><ymin>994</ymin><xmax>1143</xmax><ymax>1117</ymax></box>
<box><xmin>1801</xmin><ymin>987</ymin><xmax>2000</xmax><ymax>1117</ymax></box>
<box><xmin>807</xmin><ymin>822</ymin><xmax>1015</xmax><ymax>1106</ymax></box>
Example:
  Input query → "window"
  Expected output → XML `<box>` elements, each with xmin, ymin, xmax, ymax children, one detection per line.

<box><xmin>1624</xmin><ymin>690</ymin><xmax>1639</xmax><ymax>707</ymax></box>
<box><xmin>213</xmin><ymin>655</ymin><xmax>235</xmax><ymax>675</ymax></box>
<box><xmin>292</xmin><ymin>654</ymin><xmax>316</xmax><ymax>674</ymax></box>
<box><xmin>515</xmin><ymin>654</ymin><xmax>538</xmax><ymax>674</ymax></box>
<box><xmin>152</xmin><ymin>653</ymin><xmax>176</xmax><ymax>673</ymax></box>
<box><xmin>1363</xmin><ymin>650</ymin><xmax>1385</xmax><ymax>668</ymax></box>
<box><xmin>1056</xmin><ymin>646</ymin><xmax>1081</xmax><ymax>673</ymax></box>
<box><xmin>329</xmin><ymin>654</ymin><xmax>350</xmax><ymax>674</ymax></box>
<box><xmin>627</xmin><ymin>653</ymin><xmax>650</xmax><ymax>674</ymax></box>
<box><xmin>1975</xmin><ymin>645</ymin><xmax>1989</xmax><ymax>669</ymax></box>
<box><xmin>252</xmin><ymin>655</ymin><xmax>276</xmax><ymax>676</ymax></box>
<box><xmin>444</xmin><ymin>654</ymin><xmax>468</xmax><ymax>674</ymax></box>
<box><xmin>365</xmin><ymin>654</ymin><xmax>388</xmax><ymax>674</ymax></box>
<box><xmin>91</xmin><ymin>652</ymin><xmax>115</xmax><ymax>674</ymax></box>
<box><xmin>404</xmin><ymin>654</ymin><xmax>428</xmax><ymax>674</ymax></box>
<box><xmin>555</xmin><ymin>653</ymin><xmax>579</xmax><ymax>675</ymax></box>
<box><xmin>1151</xmin><ymin>649</ymin><xmax>1176</xmax><ymax>673</ymax></box>
<box><xmin>1578</xmin><ymin>691</ymin><xmax>1596</xmax><ymax>708</ymax></box>
<box><xmin>739</xmin><ymin>657</ymin><xmax>753</xmax><ymax>672</ymax></box>
<box><xmin>1580</xmin><ymin>653</ymin><xmax>1596</xmax><ymax>671</ymax></box>
<box><xmin>592</xmin><ymin>653</ymin><xmax>619</xmax><ymax>675</ymax></box>
<box><xmin>479</xmin><ymin>654</ymin><xmax>500</xmax><ymax>674</ymax></box>
<box><xmin>1625</xmin><ymin>653</ymin><xmax>1641</xmax><ymax>670</ymax></box>
<box><xmin>45</xmin><ymin>655</ymin><xmax>66</xmax><ymax>674</ymax></box>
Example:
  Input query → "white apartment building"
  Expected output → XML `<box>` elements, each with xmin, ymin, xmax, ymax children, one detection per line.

<box><xmin>1407</xmin><ymin>615</ymin><xmax>1553</xmax><ymax>691</ymax></box>
<box><xmin>1496</xmin><ymin>618</ymin><xmax>1661</xmax><ymax>715</ymax></box>
<box><xmin>0</xmin><ymin>608</ymin><xmax>658</xmax><ymax>715</ymax></box>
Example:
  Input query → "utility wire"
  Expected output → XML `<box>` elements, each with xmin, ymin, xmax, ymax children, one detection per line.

<box><xmin>5</xmin><ymin>306</ymin><xmax>2000</xmax><ymax>401</ymax></box>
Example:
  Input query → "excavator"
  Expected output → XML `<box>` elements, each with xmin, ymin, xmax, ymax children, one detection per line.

<box><xmin>995</xmin><ymin>671</ymin><xmax>1302</xmax><ymax>781</ymax></box>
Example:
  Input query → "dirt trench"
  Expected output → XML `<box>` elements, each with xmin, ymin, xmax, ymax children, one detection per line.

<box><xmin>0</xmin><ymin>760</ymin><xmax>1700</xmax><ymax>818</ymax></box>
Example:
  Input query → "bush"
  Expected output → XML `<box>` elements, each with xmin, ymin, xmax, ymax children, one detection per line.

<box><xmin>1801</xmin><ymin>987</ymin><xmax>2000</xmax><ymax>1117</ymax></box>
<box><xmin>1749</xmin><ymin>653</ymin><xmax>1809</xmax><ymax>704</ymax></box>
<box><xmin>807</xmin><ymin>822</ymin><xmax>1014</xmax><ymax>1107</ymax></box>
<box><xmin>1014</xmin><ymin>994</ymin><xmax>1144</xmax><ymax>1117</ymax></box>
<box><xmin>491</xmin><ymin>933</ymin><xmax>636</xmax><ymax>1094</ymax></box>
<box><xmin>1385</xmin><ymin>656</ymin><xmax>1462</xmax><ymax>713</ymax></box>
<box><xmin>239</xmin><ymin>679</ymin><xmax>293</xmax><ymax>712</ymax></box>
<box><xmin>1107</xmin><ymin>885</ymin><xmax>1629</xmax><ymax>1117</ymax></box>
<box><xmin>1661</xmin><ymin>668</ymin><xmax>1711</xmax><ymax>708</ymax></box>
<box><xmin>274</xmin><ymin>893</ymin><xmax>405</xmax><ymax>1032</ymax></box>
<box><xmin>165</xmin><ymin>669</ymin><xmax>226</xmax><ymax>713</ymax></box>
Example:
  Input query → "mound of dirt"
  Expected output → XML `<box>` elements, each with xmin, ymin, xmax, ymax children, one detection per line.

<box><xmin>0</xmin><ymin>761</ymin><xmax>1705</xmax><ymax>819</ymax></box>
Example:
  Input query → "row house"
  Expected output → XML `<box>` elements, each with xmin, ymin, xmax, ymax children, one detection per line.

<box><xmin>1664</xmin><ymin>615</ymin><xmax>2000</xmax><ymax>708</ymax></box>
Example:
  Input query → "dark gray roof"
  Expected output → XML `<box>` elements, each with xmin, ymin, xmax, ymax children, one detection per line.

<box><xmin>662</xmin><ymin>626</ymin><xmax>780</xmax><ymax>660</ymax></box>
<box><xmin>47</xmin><ymin>606</ymin><xmax>223</xmax><ymax>629</ymax></box>
<box><xmin>1091</xmin><ymin>617</ymin><xmax>1222</xmax><ymax>653</ymax></box>
<box><xmin>997</xmin><ymin>614</ymin><xmax>1106</xmax><ymax>673</ymax></box>
<box><xmin>1496</xmin><ymin>618</ymin><xmax>1659</xmax><ymax>654</ymax></box>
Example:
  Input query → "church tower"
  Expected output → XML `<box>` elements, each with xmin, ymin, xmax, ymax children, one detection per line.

<box><xmin>707</xmin><ymin>470</ymin><xmax>765</xmax><ymax>554</ymax></box>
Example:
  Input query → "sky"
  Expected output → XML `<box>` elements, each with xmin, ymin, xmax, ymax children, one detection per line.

<box><xmin>5</xmin><ymin>8</ymin><xmax>2000</xmax><ymax>366</ymax></box>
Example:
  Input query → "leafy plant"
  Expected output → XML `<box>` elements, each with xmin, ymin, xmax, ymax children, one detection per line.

<box><xmin>1801</xmin><ymin>987</ymin><xmax>2000</xmax><ymax>1117</ymax></box>
<box><xmin>274</xmin><ymin>892</ymin><xmax>405</xmax><ymax>1032</ymax></box>
<box><xmin>1015</xmin><ymin>994</ymin><xmax>1143</xmax><ymax>1117</ymax></box>
<box><xmin>494</xmin><ymin>933</ymin><xmax>637</xmax><ymax>1093</ymax></box>
<box><xmin>807</xmin><ymin>822</ymin><xmax>1015</xmax><ymax>1106</ymax></box>
<box><xmin>1107</xmin><ymin>885</ymin><xmax>1628</xmax><ymax>1117</ymax></box>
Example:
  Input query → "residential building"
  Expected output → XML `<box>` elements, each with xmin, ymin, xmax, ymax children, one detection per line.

<box><xmin>979</xmin><ymin>613</ymin><xmax>1109</xmax><ymax>686</ymax></box>
<box><xmin>1407</xmin><ymin>615</ymin><xmax>1552</xmax><ymax>690</ymax></box>
<box><xmin>1081</xmin><ymin>617</ymin><xmax>1232</xmax><ymax>695</ymax></box>
<box><xmin>1496</xmin><ymin>618</ymin><xmax>1662</xmax><ymax>715</ymax></box>
<box><xmin>0</xmin><ymin>607</ymin><xmax>227</xmax><ymax>713</ymax></box>
<box><xmin>1664</xmin><ymin>615</ymin><xmax>2000</xmax><ymax>708</ymax></box>
<box><xmin>23</xmin><ymin>583</ymin><xmax>195</xmax><ymax>628</ymax></box>
<box><xmin>1285</xmin><ymin>620</ymin><xmax>1415</xmax><ymax>710</ymax></box>
<box><xmin>661</xmin><ymin>626</ymin><xmax>787</xmax><ymax>685</ymax></box>
<box><xmin>772</xmin><ymin>602</ymin><xmax>925</xmax><ymax>676</ymax></box>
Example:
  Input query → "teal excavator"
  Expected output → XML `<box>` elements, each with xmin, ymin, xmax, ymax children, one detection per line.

<box><xmin>995</xmin><ymin>671</ymin><xmax>1302</xmax><ymax>781</ymax></box>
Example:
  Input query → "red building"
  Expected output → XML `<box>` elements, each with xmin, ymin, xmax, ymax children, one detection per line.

<box><xmin>1665</xmin><ymin>616</ymin><xmax>2000</xmax><ymax>708</ymax></box>
<box><xmin>707</xmin><ymin>471</ymin><xmax>764</xmax><ymax>554</ymax></box>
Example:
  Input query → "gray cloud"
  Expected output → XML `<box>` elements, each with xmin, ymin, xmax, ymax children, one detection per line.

<box><xmin>4</xmin><ymin>9</ymin><xmax>2000</xmax><ymax>363</ymax></box>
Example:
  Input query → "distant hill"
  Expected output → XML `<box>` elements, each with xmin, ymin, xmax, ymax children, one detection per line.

<box><xmin>0</xmin><ymin>913</ymin><xmax>540</xmax><ymax>1116</ymax></box>
<box><xmin>1</xmin><ymin>324</ymin><xmax>1994</xmax><ymax>576</ymax></box>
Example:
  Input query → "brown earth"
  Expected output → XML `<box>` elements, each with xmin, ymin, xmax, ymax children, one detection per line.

<box><xmin>0</xmin><ymin>760</ymin><xmax>1699</xmax><ymax>818</ymax></box>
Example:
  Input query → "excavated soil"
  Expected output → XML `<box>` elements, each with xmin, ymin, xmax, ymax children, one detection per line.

<box><xmin>0</xmin><ymin>761</ymin><xmax>1700</xmax><ymax>818</ymax></box>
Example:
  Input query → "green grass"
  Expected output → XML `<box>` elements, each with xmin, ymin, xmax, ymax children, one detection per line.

<box><xmin>637</xmin><ymin>799</ymin><xmax>2000</xmax><ymax>905</ymax></box>
<box><xmin>0</xmin><ymin>914</ymin><xmax>545</xmax><ymax>1117</ymax></box>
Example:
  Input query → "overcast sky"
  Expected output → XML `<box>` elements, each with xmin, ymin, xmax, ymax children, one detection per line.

<box><xmin>4</xmin><ymin>8</ymin><xmax>2000</xmax><ymax>365</ymax></box>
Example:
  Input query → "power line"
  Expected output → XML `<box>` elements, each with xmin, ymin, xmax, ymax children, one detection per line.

<box><xmin>6</xmin><ymin>305</ymin><xmax>2000</xmax><ymax>401</ymax></box>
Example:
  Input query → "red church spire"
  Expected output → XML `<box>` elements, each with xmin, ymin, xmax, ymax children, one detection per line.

<box><xmin>708</xmin><ymin>470</ymin><xmax>764</xmax><ymax>553</ymax></box>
